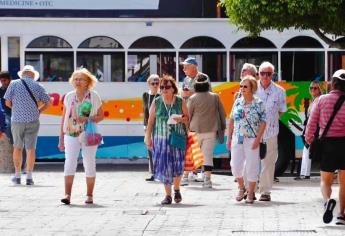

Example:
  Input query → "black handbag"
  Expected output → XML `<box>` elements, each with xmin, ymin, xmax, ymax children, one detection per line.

<box><xmin>259</xmin><ymin>142</ymin><xmax>267</xmax><ymax>160</ymax></box>
<box><xmin>309</xmin><ymin>95</ymin><xmax>345</xmax><ymax>161</ymax></box>
<box><xmin>245</xmin><ymin>117</ymin><xmax>266</xmax><ymax>159</ymax></box>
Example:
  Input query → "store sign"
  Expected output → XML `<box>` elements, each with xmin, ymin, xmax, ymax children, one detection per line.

<box><xmin>0</xmin><ymin>0</ymin><xmax>160</xmax><ymax>10</ymax></box>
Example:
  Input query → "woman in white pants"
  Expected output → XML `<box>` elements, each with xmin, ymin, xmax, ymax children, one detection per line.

<box><xmin>58</xmin><ymin>68</ymin><xmax>104</xmax><ymax>204</ymax></box>
<box><xmin>227</xmin><ymin>76</ymin><xmax>266</xmax><ymax>203</ymax></box>
<box><xmin>295</xmin><ymin>80</ymin><xmax>322</xmax><ymax>180</ymax></box>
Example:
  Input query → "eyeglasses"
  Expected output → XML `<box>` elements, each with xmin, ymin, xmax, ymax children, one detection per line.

<box><xmin>259</xmin><ymin>72</ymin><xmax>273</xmax><ymax>77</ymax></box>
<box><xmin>160</xmin><ymin>85</ymin><xmax>172</xmax><ymax>90</ymax></box>
<box><xmin>74</xmin><ymin>78</ymin><xmax>88</xmax><ymax>83</ymax></box>
<box><xmin>240</xmin><ymin>85</ymin><xmax>248</xmax><ymax>89</ymax></box>
<box><xmin>309</xmin><ymin>86</ymin><xmax>319</xmax><ymax>90</ymax></box>
<box><xmin>150</xmin><ymin>82</ymin><xmax>159</xmax><ymax>86</ymax></box>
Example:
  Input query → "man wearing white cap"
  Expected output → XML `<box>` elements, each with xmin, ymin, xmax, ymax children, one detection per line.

<box><xmin>4</xmin><ymin>65</ymin><xmax>51</xmax><ymax>185</ymax></box>
<box><xmin>305</xmin><ymin>69</ymin><xmax>345</xmax><ymax>225</ymax></box>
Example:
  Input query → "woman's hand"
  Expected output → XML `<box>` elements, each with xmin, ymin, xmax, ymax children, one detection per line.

<box><xmin>0</xmin><ymin>132</ymin><xmax>5</xmax><ymax>141</ymax></box>
<box><xmin>58</xmin><ymin>136</ymin><xmax>65</xmax><ymax>152</ymax></box>
<box><xmin>76</xmin><ymin>116</ymin><xmax>88</xmax><ymax>124</ymax></box>
<box><xmin>144</xmin><ymin>136</ymin><xmax>153</xmax><ymax>150</ymax></box>
<box><xmin>226</xmin><ymin>138</ymin><xmax>232</xmax><ymax>150</ymax></box>
<box><xmin>252</xmin><ymin>138</ymin><xmax>260</xmax><ymax>150</ymax></box>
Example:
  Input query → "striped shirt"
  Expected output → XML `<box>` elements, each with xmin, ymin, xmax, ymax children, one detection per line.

<box><xmin>305</xmin><ymin>90</ymin><xmax>345</xmax><ymax>140</ymax></box>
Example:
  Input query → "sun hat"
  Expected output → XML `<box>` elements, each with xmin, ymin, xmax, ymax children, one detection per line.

<box><xmin>17</xmin><ymin>65</ymin><xmax>40</xmax><ymax>81</ymax></box>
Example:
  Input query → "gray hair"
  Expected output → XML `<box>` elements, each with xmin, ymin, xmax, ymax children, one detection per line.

<box><xmin>147</xmin><ymin>74</ymin><xmax>159</xmax><ymax>83</ymax></box>
<box><xmin>241</xmin><ymin>63</ymin><xmax>257</xmax><ymax>76</ymax></box>
<box><xmin>259</xmin><ymin>61</ymin><xmax>275</xmax><ymax>72</ymax></box>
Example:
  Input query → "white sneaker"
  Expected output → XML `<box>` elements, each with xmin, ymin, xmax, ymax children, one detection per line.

<box><xmin>180</xmin><ymin>177</ymin><xmax>189</xmax><ymax>186</ymax></box>
<box><xmin>187</xmin><ymin>172</ymin><xmax>196</xmax><ymax>181</ymax></box>
<box><xmin>195</xmin><ymin>172</ymin><xmax>204</xmax><ymax>182</ymax></box>
<box><xmin>202</xmin><ymin>180</ymin><xmax>212</xmax><ymax>188</ymax></box>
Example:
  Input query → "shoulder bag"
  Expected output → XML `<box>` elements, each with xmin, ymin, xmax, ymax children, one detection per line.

<box><xmin>20</xmin><ymin>79</ymin><xmax>38</xmax><ymax>108</ymax></box>
<box><xmin>309</xmin><ymin>95</ymin><xmax>345</xmax><ymax>161</ymax></box>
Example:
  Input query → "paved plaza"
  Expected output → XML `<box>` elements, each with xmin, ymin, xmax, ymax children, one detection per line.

<box><xmin>0</xmin><ymin>163</ymin><xmax>344</xmax><ymax>236</ymax></box>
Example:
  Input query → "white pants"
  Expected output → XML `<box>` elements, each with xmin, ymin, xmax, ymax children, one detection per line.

<box><xmin>300</xmin><ymin>146</ymin><xmax>311</xmax><ymax>176</ymax></box>
<box><xmin>259</xmin><ymin>136</ymin><xmax>278</xmax><ymax>194</ymax></box>
<box><xmin>196</xmin><ymin>132</ymin><xmax>216</xmax><ymax>167</ymax></box>
<box><xmin>64</xmin><ymin>135</ymin><xmax>98</xmax><ymax>177</ymax></box>
<box><xmin>230</xmin><ymin>137</ymin><xmax>260</xmax><ymax>182</ymax></box>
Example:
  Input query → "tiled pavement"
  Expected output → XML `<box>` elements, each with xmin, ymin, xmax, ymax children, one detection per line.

<box><xmin>0</xmin><ymin>163</ymin><xmax>344</xmax><ymax>236</ymax></box>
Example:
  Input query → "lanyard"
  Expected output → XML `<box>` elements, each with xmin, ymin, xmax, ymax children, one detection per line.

<box><xmin>162</xmin><ymin>97</ymin><xmax>173</xmax><ymax>117</ymax></box>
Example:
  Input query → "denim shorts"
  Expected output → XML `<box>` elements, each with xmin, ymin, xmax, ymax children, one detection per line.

<box><xmin>11</xmin><ymin>121</ymin><xmax>40</xmax><ymax>149</ymax></box>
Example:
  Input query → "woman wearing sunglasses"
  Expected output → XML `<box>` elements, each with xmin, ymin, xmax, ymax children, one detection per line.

<box><xmin>227</xmin><ymin>75</ymin><xmax>266</xmax><ymax>203</ymax></box>
<box><xmin>144</xmin><ymin>75</ymin><xmax>189</xmax><ymax>205</ymax></box>
<box><xmin>295</xmin><ymin>80</ymin><xmax>323</xmax><ymax>181</ymax></box>
<box><xmin>142</xmin><ymin>74</ymin><xmax>160</xmax><ymax>181</ymax></box>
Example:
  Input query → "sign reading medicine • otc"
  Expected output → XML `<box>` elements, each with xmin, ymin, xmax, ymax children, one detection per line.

<box><xmin>0</xmin><ymin>0</ymin><xmax>160</xmax><ymax>10</ymax></box>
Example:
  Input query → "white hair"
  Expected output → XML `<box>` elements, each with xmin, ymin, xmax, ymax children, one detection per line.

<box><xmin>259</xmin><ymin>61</ymin><xmax>275</xmax><ymax>72</ymax></box>
<box><xmin>147</xmin><ymin>74</ymin><xmax>159</xmax><ymax>83</ymax></box>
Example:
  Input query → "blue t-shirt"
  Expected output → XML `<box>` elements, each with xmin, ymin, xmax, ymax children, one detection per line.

<box><xmin>4</xmin><ymin>77</ymin><xmax>51</xmax><ymax>123</ymax></box>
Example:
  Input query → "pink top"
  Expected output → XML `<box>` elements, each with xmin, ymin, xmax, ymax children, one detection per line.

<box><xmin>305</xmin><ymin>90</ymin><xmax>345</xmax><ymax>141</ymax></box>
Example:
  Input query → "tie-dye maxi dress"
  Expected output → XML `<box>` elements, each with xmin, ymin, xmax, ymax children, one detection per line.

<box><xmin>152</xmin><ymin>96</ymin><xmax>186</xmax><ymax>185</ymax></box>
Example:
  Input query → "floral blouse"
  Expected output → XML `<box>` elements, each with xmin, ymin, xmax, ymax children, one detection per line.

<box><xmin>230</xmin><ymin>96</ymin><xmax>266</xmax><ymax>139</ymax></box>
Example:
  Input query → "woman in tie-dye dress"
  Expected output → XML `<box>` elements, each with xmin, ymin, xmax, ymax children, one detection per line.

<box><xmin>145</xmin><ymin>75</ymin><xmax>189</xmax><ymax>205</ymax></box>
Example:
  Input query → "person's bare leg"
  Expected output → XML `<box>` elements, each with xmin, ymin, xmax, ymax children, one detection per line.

<box><xmin>320</xmin><ymin>171</ymin><xmax>334</xmax><ymax>201</ymax></box>
<box><xmin>25</xmin><ymin>148</ymin><xmax>36</xmax><ymax>172</ymax></box>
<box><xmin>86</xmin><ymin>177</ymin><xmax>96</xmax><ymax>202</ymax></box>
<box><xmin>338</xmin><ymin>170</ymin><xmax>345</xmax><ymax>215</ymax></box>
<box><xmin>13</xmin><ymin>147</ymin><xmax>23</xmax><ymax>173</ymax></box>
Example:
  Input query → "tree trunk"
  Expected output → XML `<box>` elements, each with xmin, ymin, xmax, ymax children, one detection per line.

<box><xmin>0</xmin><ymin>136</ymin><xmax>14</xmax><ymax>173</ymax></box>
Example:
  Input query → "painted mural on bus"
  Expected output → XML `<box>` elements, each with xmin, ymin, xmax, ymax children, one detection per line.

<box><xmin>37</xmin><ymin>81</ymin><xmax>323</xmax><ymax>161</ymax></box>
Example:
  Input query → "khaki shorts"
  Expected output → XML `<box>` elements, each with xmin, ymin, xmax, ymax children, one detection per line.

<box><xmin>11</xmin><ymin>121</ymin><xmax>40</xmax><ymax>149</ymax></box>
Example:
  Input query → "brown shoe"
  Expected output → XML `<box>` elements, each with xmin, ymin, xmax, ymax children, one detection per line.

<box><xmin>174</xmin><ymin>190</ymin><xmax>182</xmax><ymax>203</ymax></box>
<box><xmin>161</xmin><ymin>195</ymin><xmax>172</xmax><ymax>205</ymax></box>
<box><xmin>259</xmin><ymin>194</ymin><xmax>271</xmax><ymax>201</ymax></box>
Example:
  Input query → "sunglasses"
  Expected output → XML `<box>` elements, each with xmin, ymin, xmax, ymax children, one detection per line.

<box><xmin>260</xmin><ymin>71</ymin><xmax>273</xmax><ymax>77</ymax></box>
<box><xmin>150</xmin><ymin>82</ymin><xmax>159</xmax><ymax>86</ymax></box>
<box><xmin>309</xmin><ymin>86</ymin><xmax>319</xmax><ymax>90</ymax></box>
<box><xmin>160</xmin><ymin>85</ymin><xmax>172</xmax><ymax>90</ymax></box>
<box><xmin>240</xmin><ymin>85</ymin><xmax>249</xmax><ymax>89</ymax></box>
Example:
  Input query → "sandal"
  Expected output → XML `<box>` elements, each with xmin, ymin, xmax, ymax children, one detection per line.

<box><xmin>61</xmin><ymin>195</ymin><xmax>71</xmax><ymax>205</ymax></box>
<box><xmin>236</xmin><ymin>188</ymin><xmax>246</xmax><ymax>202</ymax></box>
<box><xmin>174</xmin><ymin>189</ymin><xmax>182</xmax><ymax>203</ymax></box>
<box><xmin>259</xmin><ymin>194</ymin><xmax>271</xmax><ymax>201</ymax></box>
<box><xmin>85</xmin><ymin>195</ymin><xmax>93</xmax><ymax>204</ymax></box>
<box><xmin>245</xmin><ymin>192</ymin><xmax>255</xmax><ymax>204</ymax></box>
<box><xmin>161</xmin><ymin>195</ymin><xmax>172</xmax><ymax>205</ymax></box>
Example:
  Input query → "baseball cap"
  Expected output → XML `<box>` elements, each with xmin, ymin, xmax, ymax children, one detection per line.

<box><xmin>181</xmin><ymin>57</ymin><xmax>198</xmax><ymax>66</ymax></box>
<box><xmin>332</xmin><ymin>69</ymin><xmax>345</xmax><ymax>81</ymax></box>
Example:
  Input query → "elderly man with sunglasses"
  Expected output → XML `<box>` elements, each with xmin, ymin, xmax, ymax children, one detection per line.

<box><xmin>255</xmin><ymin>61</ymin><xmax>287</xmax><ymax>201</ymax></box>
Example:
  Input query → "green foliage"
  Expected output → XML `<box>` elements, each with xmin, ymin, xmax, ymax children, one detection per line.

<box><xmin>221</xmin><ymin>0</ymin><xmax>345</xmax><ymax>47</ymax></box>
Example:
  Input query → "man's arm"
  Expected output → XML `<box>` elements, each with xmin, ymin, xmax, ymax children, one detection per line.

<box><xmin>5</xmin><ymin>100</ymin><xmax>12</xmax><ymax>109</ymax></box>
